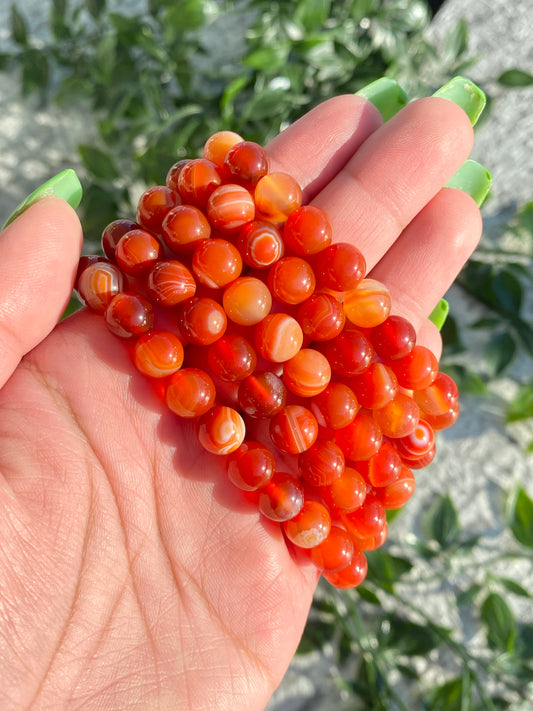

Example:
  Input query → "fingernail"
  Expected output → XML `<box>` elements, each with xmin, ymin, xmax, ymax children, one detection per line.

<box><xmin>432</xmin><ymin>76</ymin><xmax>486</xmax><ymax>126</ymax></box>
<box><xmin>445</xmin><ymin>159</ymin><xmax>492</xmax><ymax>207</ymax></box>
<box><xmin>356</xmin><ymin>77</ymin><xmax>409</xmax><ymax>121</ymax></box>
<box><xmin>2</xmin><ymin>168</ymin><xmax>83</xmax><ymax>230</ymax></box>
<box><xmin>429</xmin><ymin>299</ymin><xmax>449</xmax><ymax>331</ymax></box>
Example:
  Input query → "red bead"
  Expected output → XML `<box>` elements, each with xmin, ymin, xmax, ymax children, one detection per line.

<box><xmin>320</xmin><ymin>466</ymin><xmax>367</xmax><ymax>513</ymax></box>
<box><xmin>254</xmin><ymin>172</ymin><xmax>302</xmax><ymax>223</ymax></box>
<box><xmin>406</xmin><ymin>443</ymin><xmax>436</xmax><ymax>468</ymax></box>
<box><xmin>373</xmin><ymin>392</ymin><xmax>420</xmax><ymax>438</ymax></box>
<box><xmin>115</xmin><ymin>229</ymin><xmax>162</xmax><ymax>276</ymax></box>
<box><xmin>310</xmin><ymin>382</ymin><xmax>359</xmax><ymax>430</ymax></box>
<box><xmin>162</xmin><ymin>204</ymin><xmax>211</xmax><ymax>254</ymax></box>
<box><xmin>207</xmin><ymin>183</ymin><xmax>255</xmax><ymax>232</ymax></box>
<box><xmin>165</xmin><ymin>159</ymin><xmax>190</xmax><ymax>192</ymax></box>
<box><xmin>75</xmin><ymin>255</ymin><xmax>111</xmax><ymax>292</ymax></box>
<box><xmin>192</xmin><ymin>238</ymin><xmax>243</xmax><ymax>288</ymax></box>
<box><xmin>422</xmin><ymin>403</ymin><xmax>460</xmax><ymax>431</ymax></box>
<box><xmin>237</xmin><ymin>220</ymin><xmax>284</xmax><ymax>269</ymax></box>
<box><xmin>377</xmin><ymin>464</ymin><xmax>416</xmax><ymax>509</ymax></box>
<box><xmin>323</xmin><ymin>549</ymin><xmax>368</xmax><ymax>589</ymax></box>
<box><xmin>283</xmin><ymin>500</ymin><xmax>331</xmax><ymax>548</ymax></box>
<box><xmin>77</xmin><ymin>261</ymin><xmax>123</xmax><ymax>312</ymax></box>
<box><xmin>165</xmin><ymin>368</ymin><xmax>216</xmax><ymax>418</ymax></box>
<box><xmin>296</xmin><ymin>292</ymin><xmax>345</xmax><ymax>341</ymax></box>
<box><xmin>310</xmin><ymin>525</ymin><xmax>354</xmax><ymax>573</ymax></box>
<box><xmin>146</xmin><ymin>260</ymin><xmax>196</xmax><ymax>307</ymax></box>
<box><xmin>177</xmin><ymin>158</ymin><xmax>223</xmax><ymax>208</ymax></box>
<box><xmin>395</xmin><ymin>419</ymin><xmax>435</xmax><ymax>460</ymax></box>
<box><xmin>269</xmin><ymin>405</ymin><xmax>318</xmax><ymax>454</ymax></box>
<box><xmin>325</xmin><ymin>329</ymin><xmax>374</xmax><ymax>377</ymax></box>
<box><xmin>223</xmin><ymin>140</ymin><xmax>269</xmax><ymax>188</ymax></box>
<box><xmin>197</xmin><ymin>405</ymin><xmax>246</xmax><ymax>455</ymax></box>
<box><xmin>101</xmin><ymin>218</ymin><xmax>140</xmax><ymax>260</ymax></box>
<box><xmin>258</xmin><ymin>471</ymin><xmax>304</xmax><ymax>522</ymax></box>
<box><xmin>349</xmin><ymin>362</ymin><xmax>398</xmax><ymax>409</ymax></box>
<box><xmin>413</xmin><ymin>372</ymin><xmax>459</xmax><ymax>415</ymax></box>
<box><xmin>336</xmin><ymin>410</ymin><xmax>383</xmax><ymax>461</ymax></box>
<box><xmin>390</xmin><ymin>345</ymin><xmax>439</xmax><ymax>391</ymax></box>
<box><xmin>238</xmin><ymin>371</ymin><xmax>287</xmax><ymax>418</ymax></box>
<box><xmin>343</xmin><ymin>278</ymin><xmax>392</xmax><ymax>328</ymax></box>
<box><xmin>370</xmin><ymin>315</ymin><xmax>417</xmax><ymax>361</ymax></box>
<box><xmin>133</xmin><ymin>329</ymin><xmax>184</xmax><ymax>378</ymax></box>
<box><xmin>223</xmin><ymin>277</ymin><xmax>272</xmax><ymax>326</ymax></box>
<box><xmin>283</xmin><ymin>205</ymin><xmax>332</xmax><ymax>255</ymax></box>
<box><xmin>105</xmin><ymin>292</ymin><xmax>154</xmax><ymax>338</ymax></box>
<box><xmin>267</xmin><ymin>256</ymin><xmax>316</xmax><ymax>305</ymax></box>
<box><xmin>136</xmin><ymin>185</ymin><xmax>180</xmax><ymax>234</ymax></box>
<box><xmin>343</xmin><ymin>500</ymin><xmax>387</xmax><ymax>539</ymax></box>
<box><xmin>298</xmin><ymin>439</ymin><xmax>345</xmax><ymax>486</ymax></box>
<box><xmin>207</xmin><ymin>334</ymin><xmax>257</xmax><ymax>382</ymax></box>
<box><xmin>367</xmin><ymin>442</ymin><xmax>402</xmax><ymax>487</ymax></box>
<box><xmin>254</xmin><ymin>313</ymin><xmax>304</xmax><ymax>363</ymax></box>
<box><xmin>203</xmin><ymin>130</ymin><xmax>244</xmax><ymax>168</ymax></box>
<box><xmin>178</xmin><ymin>297</ymin><xmax>227</xmax><ymax>346</ymax></box>
<box><xmin>314</xmin><ymin>242</ymin><xmax>366</xmax><ymax>291</ymax></box>
<box><xmin>226</xmin><ymin>440</ymin><xmax>275</xmax><ymax>491</ymax></box>
<box><xmin>282</xmin><ymin>348</ymin><xmax>331</xmax><ymax>397</ymax></box>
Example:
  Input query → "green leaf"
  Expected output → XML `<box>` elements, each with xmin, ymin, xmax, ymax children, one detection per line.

<box><xmin>242</xmin><ymin>88</ymin><xmax>291</xmax><ymax>121</ymax></box>
<box><xmin>383</xmin><ymin>615</ymin><xmax>444</xmax><ymax>656</ymax></box>
<box><xmin>294</xmin><ymin>0</ymin><xmax>331</xmax><ymax>31</ymax></box>
<box><xmin>164</xmin><ymin>0</ymin><xmax>215</xmax><ymax>34</ymax></box>
<box><xmin>11</xmin><ymin>5</ymin><xmax>28</xmax><ymax>46</ymax></box>
<box><xmin>86</xmin><ymin>0</ymin><xmax>106</xmax><ymax>20</ymax></box>
<box><xmin>485</xmin><ymin>331</ymin><xmax>516</xmax><ymax>375</ymax></box>
<box><xmin>365</xmin><ymin>550</ymin><xmax>412</xmax><ymax>593</ymax></box>
<box><xmin>243</xmin><ymin>44</ymin><xmax>290</xmax><ymax>71</ymax></box>
<box><xmin>491</xmin><ymin>268</ymin><xmax>523</xmax><ymax>314</ymax></box>
<box><xmin>497</xmin><ymin>577</ymin><xmax>533</xmax><ymax>598</ymax></box>
<box><xmin>444</xmin><ymin>18</ymin><xmax>468</xmax><ymax>60</ymax></box>
<box><xmin>516</xmin><ymin>622</ymin><xmax>533</xmax><ymax>659</ymax></box>
<box><xmin>78</xmin><ymin>144</ymin><xmax>119</xmax><ymax>181</ymax></box>
<box><xmin>457</xmin><ymin>582</ymin><xmax>482</xmax><ymax>607</ymax></box>
<box><xmin>507</xmin><ymin>485</ymin><xmax>533</xmax><ymax>547</ymax></box>
<box><xmin>356</xmin><ymin>585</ymin><xmax>381</xmax><ymax>605</ymax></box>
<box><xmin>498</xmin><ymin>68</ymin><xmax>533</xmax><ymax>87</ymax></box>
<box><xmin>21</xmin><ymin>49</ymin><xmax>50</xmax><ymax>96</ymax></box>
<box><xmin>423</xmin><ymin>676</ymin><xmax>464</xmax><ymax>711</ymax></box>
<box><xmin>52</xmin><ymin>0</ymin><xmax>67</xmax><ymax>16</ymax></box>
<box><xmin>423</xmin><ymin>494</ymin><xmax>460</xmax><ymax>549</ymax></box>
<box><xmin>480</xmin><ymin>591</ymin><xmax>517</xmax><ymax>652</ymax></box>
<box><xmin>507</xmin><ymin>382</ymin><xmax>533</xmax><ymax>423</ymax></box>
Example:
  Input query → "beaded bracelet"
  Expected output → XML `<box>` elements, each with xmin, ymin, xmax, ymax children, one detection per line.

<box><xmin>75</xmin><ymin>131</ymin><xmax>459</xmax><ymax>589</ymax></box>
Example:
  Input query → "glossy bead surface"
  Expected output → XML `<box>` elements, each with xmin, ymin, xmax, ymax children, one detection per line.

<box><xmin>223</xmin><ymin>277</ymin><xmax>272</xmax><ymax>325</ymax></box>
<box><xmin>162</xmin><ymin>204</ymin><xmax>211</xmax><ymax>254</ymax></box>
<box><xmin>226</xmin><ymin>440</ymin><xmax>275</xmax><ymax>491</ymax></box>
<box><xmin>105</xmin><ymin>292</ymin><xmax>154</xmax><ymax>338</ymax></box>
<box><xmin>422</xmin><ymin>402</ymin><xmax>460</xmax><ymax>431</ymax></box>
<box><xmin>367</xmin><ymin>442</ymin><xmax>402</xmax><ymax>487</ymax></box>
<box><xmin>373</xmin><ymin>392</ymin><xmax>420</xmax><ymax>438</ymax></box>
<box><xmin>115</xmin><ymin>229</ymin><xmax>162</xmax><ymax>276</ymax></box>
<box><xmin>321</xmin><ymin>466</ymin><xmax>367</xmax><ymax>513</ymax></box>
<box><xmin>177</xmin><ymin>158</ymin><xmax>223</xmax><ymax>208</ymax></box>
<box><xmin>192</xmin><ymin>238</ymin><xmax>243</xmax><ymax>288</ymax></box>
<box><xmin>370</xmin><ymin>314</ymin><xmax>417</xmax><ymax>361</ymax></box>
<box><xmin>254</xmin><ymin>313</ymin><xmax>304</xmax><ymax>363</ymax></box>
<box><xmin>323</xmin><ymin>549</ymin><xmax>368</xmax><ymax>589</ymax></box>
<box><xmin>136</xmin><ymin>185</ymin><xmax>180</xmax><ymax>234</ymax></box>
<box><xmin>267</xmin><ymin>256</ymin><xmax>316</xmax><ymax>305</ymax></box>
<box><xmin>298</xmin><ymin>439</ymin><xmax>345</xmax><ymax>486</ymax></box>
<box><xmin>325</xmin><ymin>329</ymin><xmax>373</xmax><ymax>376</ymax></box>
<box><xmin>283</xmin><ymin>500</ymin><xmax>331</xmax><ymax>549</ymax></box>
<box><xmin>296</xmin><ymin>292</ymin><xmax>345</xmax><ymax>341</ymax></box>
<box><xmin>207</xmin><ymin>334</ymin><xmax>257</xmax><ymax>382</ymax></box>
<box><xmin>203</xmin><ymin>130</ymin><xmax>244</xmax><ymax>167</ymax></box>
<box><xmin>223</xmin><ymin>140</ymin><xmax>269</xmax><ymax>188</ymax></box>
<box><xmin>343</xmin><ymin>278</ymin><xmax>392</xmax><ymax>328</ymax></box>
<box><xmin>282</xmin><ymin>348</ymin><xmax>331</xmax><ymax>397</ymax></box>
<box><xmin>133</xmin><ymin>329</ymin><xmax>185</xmax><ymax>378</ymax></box>
<box><xmin>237</xmin><ymin>220</ymin><xmax>284</xmax><ymax>269</ymax></box>
<box><xmin>349</xmin><ymin>362</ymin><xmax>398</xmax><ymax>409</ymax></box>
<box><xmin>207</xmin><ymin>183</ymin><xmax>255</xmax><ymax>232</ymax></box>
<box><xmin>101</xmin><ymin>218</ymin><xmax>140</xmax><ymax>260</ymax></box>
<box><xmin>75</xmin><ymin>255</ymin><xmax>110</xmax><ymax>292</ymax></box>
<box><xmin>336</xmin><ymin>411</ymin><xmax>383</xmax><ymax>461</ymax></box>
<box><xmin>238</xmin><ymin>371</ymin><xmax>287</xmax><ymax>418</ymax></box>
<box><xmin>269</xmin><ymin>405</ymin><xmax>318</xmax><ymax>454</ymax></box>
<box><xmin>197</xmin><ymin>405</ymin><xmax>246</xmax><ymax>455</ymax></box>
<box><xmin>165</xmin><ymin>159</ymin><xmax>190</xmax><ymax>192</ymax></box>
<box><xmin>378</xmin><ymin>464</ymin><xmax>416</xmax><ymax>509</ymax></box>
<box><xmin>310</xmin><ymin>526</ymin><xmax>354</xmax><ymax>573</ymax></box>
<box><xmin>77</xmin><ymin>261</ymin><xmax>123</xmax><ymax>312</ymax></box>
<box><xmin>146</xmin><ymin>260</ymin><xmax>196</xmax><ymax>306</ymax></box>
<box><xmin>258</xmin><ymin>471</ymin><xmax>304</xmax><ymax>522</ymax></box>
<box><xmin>391</xmin><ymin>345</ymin><xmax>439</xmax><ymax>391</ymax></box>
<box><xmin>165</xmin><ymin>368</ymin><xmax>216</xmax><ymax>418</ymax></box>
<box><xmin>314</xmin><ymin>242</ymin><xmax>366</xmax><ymax>291</ymax></box>
<box><xmin>343</xmin><ymin>500</ymin><xmax>387</xmax><ymax>539</ymax></box>
<box><xmin>395</xmin><ymin>419</ymin><xmax>435</xmax><ymax>460</ymax></box>
<box><xmin>310</xmin><ymin>382</ymin><xmax>359</xmax><ymax>430</ymax></box>
<box><xmin>283</xmin><ymin>205</ymin><xmax>332</xmax><ymax>255</ymax></box>
<box><xmin>177</xmin><ymin>297</ymin><xmax>227</xmax><ymax>346</ymax></box>
<box><xmin>254</xmin><ymin>172</ymin><xmax>302</xmax><ymax>223</ymax></box>
<box><xmin>413</xmin><ymin>372</ymin><xmax>459</xmax><ymax>415</ymax></box>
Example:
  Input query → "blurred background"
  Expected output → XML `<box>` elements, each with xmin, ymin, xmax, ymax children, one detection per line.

<box><xmin>0</xmin><ymin>1</ymin><xmax>532</xmax><ymax>709</ymax></box>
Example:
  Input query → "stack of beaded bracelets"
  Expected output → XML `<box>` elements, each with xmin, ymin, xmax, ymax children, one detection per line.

<box><xmin>75</xmin><ymin>128</ymin><xmax>460</xmax><ymax>589</ymax></box>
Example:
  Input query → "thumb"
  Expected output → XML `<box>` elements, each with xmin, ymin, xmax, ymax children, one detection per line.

<box><xmin>0</xmin><ymin>195</ymin><xmax>83</xmax><ymax>389</ymax></box>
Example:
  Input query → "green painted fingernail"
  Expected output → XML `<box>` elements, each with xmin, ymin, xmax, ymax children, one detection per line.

<box><xmin>429</xmin><ymin>299</ymin><xmax>449</xmax><ymax>331</ymax></box>
<box><xmin>445</xmin><ymin>159</ymin><xmax>492</xmax><ymax>207</ymax></box>
<box><xmin>432</xmin><ymin>76</ymin><xmax>486</xmax><ymax>126</ymax></box>
<box><xmin>356</xmin><ymin>77</ymin><xmax>409</xmax><ymax>121</ymax></box>
<box><xmin>2</xmin><ymin>169</ymin><xmax>83</xmax><ymax>230</ymax></box>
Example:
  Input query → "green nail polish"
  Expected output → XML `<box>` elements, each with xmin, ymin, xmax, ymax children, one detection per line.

<box><xmin>429</xmin><ymin>299</ymin><xmax>449</xmax><ymax>331</ymax></box>
<box><xmin>432</xmin><ymin>76</ymin><xmax>486</xmax><ymax>126</ymax></box>
<box><xmin>445</xmin><ymin>159</ymin><xmax>492</xmax><ymax>207</ymax></box>
<box><xmin>356</xmin><ymin>77</ymin><xmax>409</xmax><ymax>121</ymax></box>
<box><xmin>2</xmin><ymin>169</ymin><xmax>83</xmax><ymax>230</ymax></box>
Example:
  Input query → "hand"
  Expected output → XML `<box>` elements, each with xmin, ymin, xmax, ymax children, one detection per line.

<box><xmin>0</xmin><ymin>94</ymin><xmax>480</xmax><ymax>710</ymax></box>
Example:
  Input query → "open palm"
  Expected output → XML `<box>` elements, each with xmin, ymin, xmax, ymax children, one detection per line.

<box><xmin>0</xmin><ymin>95</ymin><xmax>480</xmax><ymax>710</ymax></box>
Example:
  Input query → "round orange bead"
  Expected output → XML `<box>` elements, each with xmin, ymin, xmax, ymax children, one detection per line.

<box><xmin>267</xmin><ymin>256</ymin><xmax>316</xmax><ymax>305</ymax></box>
<box><xmin>373</xmin><ymin>392</ymin><xmax>420</xmax><ymax>438</ymax></box>
<box><xmin>237</xmin><ymin>220</ymin><xmax>284</xmax><ymax>269</ymax></box>
<box><xmin>296</xmin><ymin>292</ymin><xmax>345</xmax><ymax>341</ymax></box>
<box><xmin>192</xmin><ymin>238</ymin><xmax>243</xmax><ymax>288</ymax></box>
<box><xmin>269</xmin><ymin>405</ymin><xmax>318</xmax><ymax>454</ymax></box>
<box><xmin>203</xmin><ymin>130</ymin><xmax>244</xmax><ymax>168</ymax></box>
<box><xmin>254</xmin><ymin>172</ymin><xmax>302</xmax><ymax>223</ymax></box>
<box><xmin>226</xmin><ymin>440</ymin><xmax>275</xmax><ymax>491</ymax></box>
<box><xmin>178</xmin><ymin>297</ymin><xmax>227</xmax><ymax>346</ymax></box>
<box><xmin>310</xmin><ymin>525</ymin><xmax>354</xmax><ymax>573</ymax></box>
<box><xmin>197</xmin><ymin>405</ymin><xmax>246</xmax><ymax>455</ymax></box>
<box><xmin>321</xmin><ymin>466</ymin><xmax>367</xmax><ymax>513</ymax></box>
<box><xmin>136</xmin><ymin>185</ymin><xmax>180</xmax><ymax>234</ymax></box>
<box><xmin>282</xmin><ymin>348</ymin><xmax>331</xmax><ymax>397</ymax></box>
<box><xmin>349</xmin><ymin>362</ymin><xmax>398</xmax><ymax>410</ymax></box>
<box><xmin>336</xmin><ymin>410</ymin><xmax>383</xmax><ymax>461</ymax></box>
<box><xmin>207</xmin><ymin>334</ymin><xmax>257</xmax><ymax>382</ymax></box>
<box><xmin>162</xmin><ymin>204</ymin><xmax>211</xmax><ymax>254</ymax></box>
<box><xmin>165</xmin><ymin>368</ymin><xmax>216</xmax><ymax>418</ymax></box>
<box><xmin>258</xmin><ymin>471</ymin><xmax>304</xmax><ymax>522</ymax></box>
<box><xmin>283</xmin><ymin>205</ymin><xmax>332</xmax><ymax>255</ymax></box>
<box><xmin>105</xmin><ymin>292</ymin><xmax>154</xmax><ymax>338</ymax></box>
<box><xmin>310</xmin><ymin>382</ymin><xmax>359</xmax><ymax>430</ymax></box>
<box><xmin>177</xmin><ymin>158</ymin><xmax>223</xmax><ymax>208</ymax></box>
<box><xmin>254</xmin><ymin>313</ymin><xmax>304</xmax><ymax>362</ymax></box>
<box><xmin>283</xmin><ymin>500</ymin><xmax>331</xmax><ymax>549</ymax></box>
<box><xmin>391</xmin><ymin>345</ymin><xmax>439</xmax><ymax>391</ymax></box>
<box><xmin>146</xmin><ymin>259</ymin><xmax>196</xmax><ymax>306</ymax></box>
<box><xmin>133</xmin><ymin>330</ymin><xmax>185</xmax><ymax>378</ymax></box>
<box><xmin>238</xmin><ymin>371</ymin><xmax>287</xmax><ymax>418</ymax></box>
<box><xmin>323</xmin><ymin>549</ymin><xmax>368</xmax><ymax>589</ymax></box>
<box><xmin>343</xmin><ymin>278</ymin><xmax>392</xmax><ymax>328</ymax></box>
<box><xmin>77</xmin><ymin>261</ymin><xmax>123</xmax><ymax>313</ymax></box>
<box><xmin>222</xmin><ymin>277</ymin><xmax>272</xmax><ymax>326</ymax></box>
<box><xmin>115</xmin><ymin>229</ymin><xmax>162</xmax><ymax>276</ymax></box>
<box><xmin>207</xmin><ymin>183</ymin><xmax>255</xmax><ymax>232</ymax></box>
<box><xmin>298</xmin><ymin>439</ymin><xmax>345</xmax><ymax>486</ymax></box>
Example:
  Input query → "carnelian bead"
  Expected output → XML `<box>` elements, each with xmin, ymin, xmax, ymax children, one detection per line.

<box><xmin>165</xmin><ymin>159</ymin><xmax>190</xmax><ymax>192</ymax></box>
<box><xmin>267</xmin><ymin>256</ymin><xmax>316</xmax><ymax>305</ymax></box>
<box><xmin>223</xmin><ymin>140</ymin><xmax>269</xmax><ymax>188</ymax></box>
<box><xmin>321</xmin><ymin>466</ymin><xmax>367</xmax><ymax>513</ymax></box>
<box><xmin>283</xmin><ymin>205</ymin><xmax>332</xmax><ymax>255</ymax></box>
<box><xmin>325</xmin><ymin>329</ymin><xmax>373</xmax><ymax>376</ymax></box>
<box><xmin>115</xmin><ymin>229</ymin><xmax>162</xmax><ymax>276</ymax></box>
<box><xmin>223</xmin><ymin>276</ymin><xmax>272</xmax><ymax>326</ymax></box>
<box><xmin>283</xmin><ymin>500</ymin><xmax>331</xmax><ymax>549</ymax></box>
<box><xmin>373</xmin><ymin>392</ymin><xmax>420</xmax><ymax>438</ymax></box>
<box><xmin>226</xmin><ymin>440</ymin><xmax>275</xmax><ymax>491</ymax></box>
<box><xmin>336</xmin><ymin>410</ymin><xmax>383</xmax><ymax>461</ymax></box>
<box><xmin>192</xmin><ymin>238</ymin><xmax>243</xmax><ymax>288</ymax></box>
<box><xmin>197</xmin><ymin>405</ymin><xmax>246</xmax><ymax>455</ymax></box>
<box><xmin>370</xmin><ymin>314</ymin><xmax>417</xmax><ymax>361</ymax></box>
<box><xmin>343</xmin><ymin>500</ymin><xmax>387</xmax><ymax>539</ymax></box>
<box><xmin>296</xmin><ymin>292</ymin><xmax>345</xmax><ymax>341</ymax></box>
<box><xmin>323</xmin><ymin>549</ymin><xmax>368</xmax><ymax>589</ymax></box>
<box><xmin>310</xmin><ymin>383</ymin><xmax>358</xmax><ymax>430</ymax></box>
<box><xmin>314</xmin><ymin>242</ymin><xmax>366</xmax><ymax>291</ymax></box>
<box><xmin>270</xmin><ymin>405</ymin><xmax>318</xmax><ymax>454</ymax></box>
<box><xmin>146</xmin><ymin>259</ymin><xmax>196</xmax><ymax>307</ymax></box>
<box><xmin>395</xmin><ymin>419</ymin><xmax>435</xmax><ymax>460</ymax></box>
<box><xmin>237</xmin><ymin>220</ymin><xmax>284</xmax><ymax>269</ymax></box>
<box><xmin>258</xmin><ymin>471</ymin><xmax>304</xmax><ymax>522</ymax></box>
<box><xmin>101</xmin><ymin>218</ymin><xmax>140</xmax><ymax>260</ymax></box>
<box><xmin>133</xmin><ymin>330</ymin><xmax>184</xmax><ymax>378</ymax></box>
<box><xmin>349</xmin><ymin>362</ymin><xmax>398</xmax><ymax>409</ymax></box>
<box><xmin>391</xmin><ymin>345</ymin><xmax>439</xmax><ymax>391</ymax></box>
<box><xmin>407</xmin><ymin>443</ymin><xmax>436</xmax><ymax>469</ymax></box>
<box><xmin>298</xmin><ymin>439</ymin><xmax>345</xmax><ymax>486</ymax></box>
<box><xmin>238</xmin><ymin>371</ymin><xmax>287</xmax><ymax>418</ymax></box>
<box><xmin>165</xmin><ymin>368</ymin><xmax>215</xmax><ymax>418</ymax></box>
<box><xmin>136</xmin><ymin>185</ymin><xmax>180</xmax><ymax>234</ymax></box>
<box><xmin>422</xmin><ymin>402</ymin><xmax>460</xmax><ymax>431</ymax></box>
<box><xmin>207</xmin><ymin>334</ymin><xmax>257</xmax><ymax>382</ymax></box>
<box><xmin>203</xmin><ymin>130</ymin><xmax>244</xmax><ymax>168</ymax></box>
<box><xmin>177</xmin><ymin>297</ymin><xmax>227</xmax><ymax>346</ymax></box>
<box><xmin>75</xmin><ymin>255</ymin><xmax>110</xmax><ymax>291</ymax></box>
<box><xmin>343</xmin><ymin>278</ymin><xmax>392</xmax><ymax>328</ymax></box>
<box><xmin>161</xmin><ymin>204</ymin><xmax>211</xmax><ymax>254</ymax></box>
<box><xmin>207</xmin><ymin>183</ymin><xmax>255</xmax><ymax>232</ymax></box>
<box><xmin>254</xmin><ymin>313</ymin><xmax>304</xmax><ymax>362</ymax></box>
<box><xmin>310</xmin><ymin>525</ymin><xmax>354</xmax><ymax>573</ymax></box>
<box><xmin>254</xmin><ymin>172</ymin><xmax>302</xmax><ymax>223</ymax></box>
<box><xmin>77</xmin><ymin>261</ymin><xmax>123</xmax><ymax>312</ymax></box>
<box><xmin>413</xmin><ymin>371</ymin><xmax>459</xmax><ymax>416</ymax></box>
<box><xmin>377</xmin><ymin>464</ymin><xmax>416</xmax><ymax>509</ymax></box>
<box><xmin>105</xmin><ymin>292</ymin><xmax>154</xmax><ymax>338</ymax></box>
<box><xmin>282</xmin><ymin>348</ymin><xmax>331</xmax><ymax>397</ymax></box>
<box><xmin>177</xmin><ymin>158</ymin><xmax>223</xmax><ymax>208</ymax></box>
<box><xmin>367</xmin><ymin>442</ymin><xmax>402</xmax><ymax>487</ymax></box>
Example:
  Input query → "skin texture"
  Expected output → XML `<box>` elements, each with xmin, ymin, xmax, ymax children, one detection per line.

<box><xmin>0</xmin><ymin>95</ymin><xmax>481</xmax><ymax>710</ymax></box>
